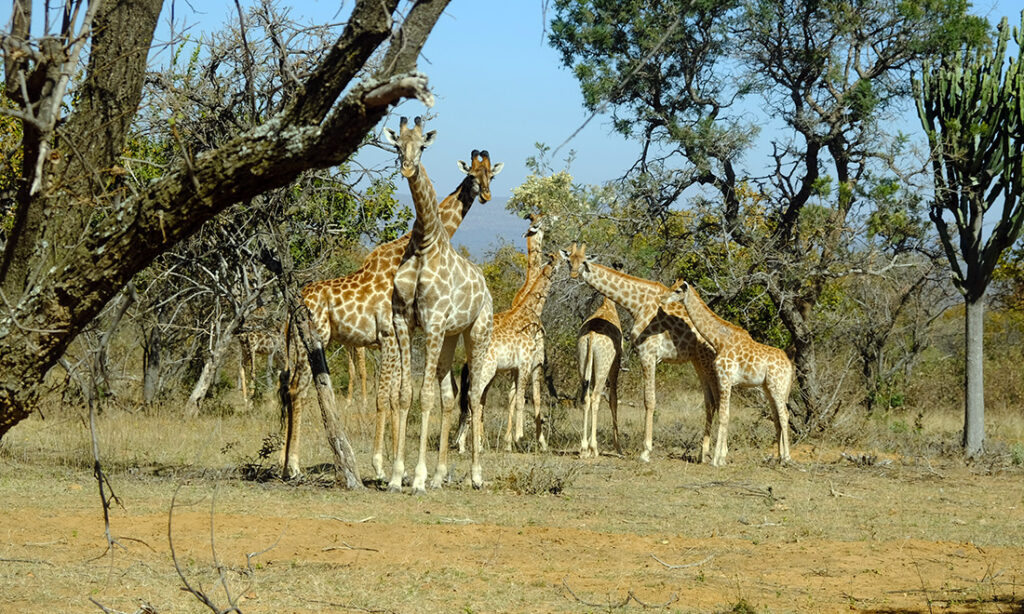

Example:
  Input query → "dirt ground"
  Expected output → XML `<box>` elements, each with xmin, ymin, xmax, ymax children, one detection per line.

<box><xmin>2</xmin><ymin>438</ymin><xmax>1024</xmax><ymax>614</ymax></box>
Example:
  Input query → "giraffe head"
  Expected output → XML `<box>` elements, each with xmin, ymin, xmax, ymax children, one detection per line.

<box><xmin>660</xmin><ymin>278</ymin><xmax>691</xmax><ymax>307</ymax></box>
<box><xmin>383</xmin><ymin>116</ymin><xmax>437</xmax><ymax>178</ymax></box>
<box><xmin>456</xmin><ymin>150</ymin><xmax>504</xmax><ymax>203</ymax></box>
<box><xmin>560</xmin><ymin>243</ymin><xmax>591</xmax><ymax>279</ymax></box>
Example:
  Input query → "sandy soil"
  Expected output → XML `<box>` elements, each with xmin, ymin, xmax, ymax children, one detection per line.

<box><xmin>2</xmin><ymin>446</ymin><xmax>1024</xmax><ymax>613</ymax></box>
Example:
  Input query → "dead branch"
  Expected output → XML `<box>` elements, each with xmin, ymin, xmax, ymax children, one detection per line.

<box><xmin>677</xmin><ymin>480</ymin><xmax>777</xmax><ymax>501</ymax></box>
<box><xmin>322</xmin><ymin>542</ymin><xmax>379</xmax><ymax>553</ymax></box>
<box><xmin>302</xmin><ymin>599</ymin><xmax>397</xmax><ymax>614</ymax></box>
<box><xmin>0</xmin><ymin>556</ymin><xmax>55</xmax><ymax>566</ymax></box>
<box><xmin>650</xmin><ymin>553</ymin><xmax>715</xmax><ymax>570</ymax></box>
<box><xmin>827</xmin><ymin>481</ymin><xmax>861</xmax><ymax>499</ymax></box>
<box><xmin>561</xmin><ymin>576</ymin><xmax>679</xmax><ymax>609</ymax></box>
<box><xmin>89</xmin><ymin>599</ymin><xmax>158</xmax><ymax>614</ymax></box>
<box><xmin>168</xmin><ymin>486</ymin><xmax>243</xmax><ymax>614</ymax></box>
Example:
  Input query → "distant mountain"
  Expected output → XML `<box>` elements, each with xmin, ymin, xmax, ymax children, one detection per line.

<box><xmin>396</xmin><ymin>194</ymin><xmax>528</xmax><ymax>260</ymax></box>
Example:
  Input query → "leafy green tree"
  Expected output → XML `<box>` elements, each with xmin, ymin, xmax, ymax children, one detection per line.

<box><xmin>549</xmin><ymin>0</ymin><xmax>987</xmax><ymax>428</ymax></box>
<box><xmin>914</xmin><ymin>15</ymin><xmax>1024</xmax><ymax>457</ymax></box>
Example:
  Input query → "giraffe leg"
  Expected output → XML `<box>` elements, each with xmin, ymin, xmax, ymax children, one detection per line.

<box><xmin>430</xmin><ymin>337</ymin><xmax>459</xmax><ymax>489</ymax></box>
<box><xmin>531</xmin><ymin>363</ymin><xmax>546</xmax><ymax>451</ymax></box>
<box><xmin>640</xmin><ymin>353</ymin><xmax>658</xmax><ymax>462</ymax></box>
<box><xmin>699</xmin><ymin>369</ymin><xmax>716</xmax><ymax>464</ymax></box>
<box><xmin>282</xmin><ymin>364</ymin><xmax>306</xmax><ymax>479</ymax></box>
<box><xmin>766</xmin><ymin>376</ymin><xmax>792</xmax><ymax>463</ymax></box>
<box><xmin>590</xmin><ymin>367</ymin><xmax>609</xmax><ymax>457</ymax></box>
<box><xmin>712</xmin><ymin>377</ymin><xmax>732</xmax><ymax>467</ymax></box>
<box><xmin>466</xmin><ymin>309</ymin><xmax>493</xmax><ymax>489</ymax></box>
<box><xmin>345</xmin><ymin>346</ymin><xmax>357</xmax><ymax>406</ymax></box>
<box><xmin>412</xmin><ymin>329</ymin><xmax>444</xmax><ymax>494</ymax></box>
<box><xmin>357</xmin><ymin>346</ymin><xmax>368</xmax><ymax>416</ymax></box>
<box><xmin>388</xmin><ymin>314</ymin><xmax>413</xmax><ymax>492</ymax></box>
<box><xmin>609</xmin><ymin>367</ymin><xmax>621</xmax><ymax>454</ymax></box>
<box><xmin>512</xmin><ymin>369</ymin><xmax>530</xmax><ymax>450</ymax></box>
<box><xmin>373</xmin><ymin>329</ymin><xmax>399</xmax><ymax>481</ymax></box>
<box><xmin>504</xmin><ymin>371</ymin><xmax>518</xmax><ymax>452</ymax></box>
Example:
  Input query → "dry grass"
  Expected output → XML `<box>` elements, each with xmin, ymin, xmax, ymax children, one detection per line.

<box><xmin>2</xmin><ymin>381</ymin><xmax>1024</xmax><ymax>613</ymax></box>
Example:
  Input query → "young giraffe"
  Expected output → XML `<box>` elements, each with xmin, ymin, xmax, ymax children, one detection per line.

<box><xmin>282</xmin><ymin>118</ymin><xmax>497</xmax><ymax>480</ymax></box>
<box><xmin>506</xmin><ymin>213</ymin><xmax>550</xmax><ymax>441</ymax></box>
<box><xmin>561</xmin><ymin>243</ymin><xmax>719</xmax><ymax>462</ymax></box>
<box><xmin>661</xmin><ymin>279</ymin><xmax>793</xmax><ymax>465</ymax></box>
<box><xmin>577</xmin><ymin>295</ymin><xmax>622</xmax><ymax>458</ymax></box>
<box><xmin>456</xmin><ymin>251</ymin><xmax>560</xmax><ymax>452</ymax></box>
<box><xmin>388</xmin><ymin>116</ymin><xmax>497</xmax><ymax>493</ymax></box>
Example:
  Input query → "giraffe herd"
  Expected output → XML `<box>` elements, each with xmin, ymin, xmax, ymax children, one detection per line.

<box><xmin>280</xmin><ymin>115</ymin><xmax>794</xmax><ymax>492</ymax></box>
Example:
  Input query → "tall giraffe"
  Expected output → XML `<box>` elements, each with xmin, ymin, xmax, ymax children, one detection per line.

<box><xmin>661</xmin><ymin>279</ymin><xmax>793</xmax><ymax>465</ymax></box>
<box><xmin>388</xmin><ymin>116</ymin><xmax>498</xmax><ymax>493</ymax></box>
<box><xmin>561</xmin><ymin>243</ymin><xmax>719</xmax><ymax>462</ymax></box>
<box><xmin>282</xmin><ymin>118</ymin><xmax>496</xmax><ymax>480</ymax></box>
<box><xmin>577</xmin><ymin>295</ymin><xmax>622</xmax><ymax>458</ymax></box>
<box><xmin>456</xmin><ymin>251</ymin><xmax>559</xmax><ymax>452</ymax></box>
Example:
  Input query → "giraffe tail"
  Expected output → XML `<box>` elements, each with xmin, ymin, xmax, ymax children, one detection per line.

<box><xmin>579</xmin><ymin>333</ymin><xmax>595</xmax><ymax>406</ymax></box>
<box><xmin>454</xmin><ymin>365</ymin><xmax>472</xmax><ymax>449</ymax></box>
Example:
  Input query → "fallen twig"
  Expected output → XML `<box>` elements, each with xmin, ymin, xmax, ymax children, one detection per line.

<box><xmin>828</xmin><ymin>481</ymin><xmax>861</xmax><ymax>499</ymax></box>
<box><xmin>0</xmin><ymin>556</ymin><xmax>55</xmax><ymax>566</ymax></box>
<box><xmin>323</xmin><ymin>542</ymin><xmax>379</xmax><ymax>553</ymax></box>
<box><xmin>562</xmin><ymin>576</ymin><xmax>678</xmax><ymax>609</ymax></box>
<box><xmin>650</xmin><ymin>553</ymin><xmax>715</xmax><ymax>570</ymax></box>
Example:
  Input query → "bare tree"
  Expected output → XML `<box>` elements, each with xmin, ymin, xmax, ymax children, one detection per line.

<box><xmin>0</xmin><ymin>0</ymin><xmax>450</xmax><ymax>441</ymax></box>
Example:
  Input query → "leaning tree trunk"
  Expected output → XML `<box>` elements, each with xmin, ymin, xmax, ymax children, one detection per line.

<box><xmin>963</xmin><ymin>295</ymin><xmax>986</xmax><ymax>457</ymax></box>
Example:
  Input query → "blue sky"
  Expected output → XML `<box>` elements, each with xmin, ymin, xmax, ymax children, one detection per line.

<box><xmin>3</xmin><ymin>1</ymin><xmax>1017</xmax><ymax>255</ymax></box>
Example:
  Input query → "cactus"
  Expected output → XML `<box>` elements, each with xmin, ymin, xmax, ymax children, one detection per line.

<box><xmin>914</xmin><ymin>14</ymin><xmax>1024</xmax><ymax>301</ymax></box>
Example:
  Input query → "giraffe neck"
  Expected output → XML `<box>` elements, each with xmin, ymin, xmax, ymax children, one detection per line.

<box><xmin>408</xmin><ymin>163</ymin><xmax>442</xmax><ymax>247</ymax></box>
<box><xmin>511</xmin><ymin>231</ymin><xmax>544</xmax><ymax>308</ymax></box>
<box><xmin>438</xmin><ymin>174</ymin><xmax>481</xmax><ymax>238</ymax></box>
<box><xmin>681</xmin><ymin>286</ymin><xmax>736</xmax><ymax>352</ymax></box>
<box><xmin>580</xmin><ymin>262</ymin><xmax>662</xmax><ymax>320</ymax></box>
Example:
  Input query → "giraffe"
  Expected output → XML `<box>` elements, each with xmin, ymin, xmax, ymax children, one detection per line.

<box><xmin>455</xmin><ymin>251</ymin><xmax>559</xmax><ymax>452</ymax></box>
<box><xmin>561</xmin><ymin>243</ymin><xmax>719</xmax><ymax>463</ymax></box>
<box><xmin>577</xmin><ymin>295</ymin><xmax>622</xmax><ymax>458</ymax></box>
<box><xmin>661</xmin><ymin>279</ymin><xmax>793</xmax><ymax>465</ymax></box>
<box><xmin>281</xmin><ymin>118</ymin><xmax>497</xmax><ymax>481</ymax></box>
<box><xmin>387</xmin><ymin>116</ymin><xmax>498</xmax><ymax>493</ymax></box>
<box><xmin>505</xmin><ymin>213</ymin><xmax>551</xmax><ymax>442</ymax></box>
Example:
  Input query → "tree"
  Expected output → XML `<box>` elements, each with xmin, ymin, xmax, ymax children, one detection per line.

<box><xmin>549</xmin><ymin>0</ymin><xmax>987</xmax><ymax>427</ymax></box>
<box><xmin>914</xmin><ymin>14</ymin><xmax>1024</xmax><ymax>457</ymax></box>
<box><xmin>0</xmin><ymin>0</ymin><xmax>450</xmax><ymax>441</ymax></box>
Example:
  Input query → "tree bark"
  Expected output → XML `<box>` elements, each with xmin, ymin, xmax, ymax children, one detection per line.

<box><xmin>142</xmin><ymin>325</ymin><xmax>161</xmax><ymax>405</ymax></box>
<box><xmin>963</xmin><ymin>295</ymin><xmax>986</xmax><ymax>457</ymax></box>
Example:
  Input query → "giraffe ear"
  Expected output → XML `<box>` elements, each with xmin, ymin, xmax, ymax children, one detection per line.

<box><xmin>457</xmin><ymin>159</ymin><xmax>472</xmax><ymax>174</ymax></box>
<box><xmin>490</xmin><ymin>162</ymin><xmax>504</xmax><ymax>176</ymax></box>
<box><xmin>382</xmin><ymin>128</ymin><xmax>398</xmax><ymax>146</ymax></box>
<box><xmin>422</xmin><ymin>130</ymin><xmax>438</xmax><ymax>148</ymax></box>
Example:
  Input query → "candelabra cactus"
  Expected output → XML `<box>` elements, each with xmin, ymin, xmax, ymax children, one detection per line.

<box><xmin>914</xmin><ymin>14</ymin><xmax>1024</xmax><ymax>457</ymax></box>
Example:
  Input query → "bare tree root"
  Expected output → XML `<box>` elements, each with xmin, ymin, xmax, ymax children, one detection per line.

<box><xmin>561</xmin><ymin>576</ymin><xmax>679</xmax><ymax>609</ymax></box>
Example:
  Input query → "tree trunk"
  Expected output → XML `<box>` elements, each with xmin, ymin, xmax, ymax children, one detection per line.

<box><xmin>184</xmin><ymin>315</ymin><xmax>243</xmax><ymax>417</ymax></box>
<box><xmin>963</xmin><ymin>295</ymin><xmax>986</xmax><ymax>457</ymax></box>
<box><xmin>142</xmin><ymin>326</ymin><xmax>161</xmax><ymax>405</ymax></box>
